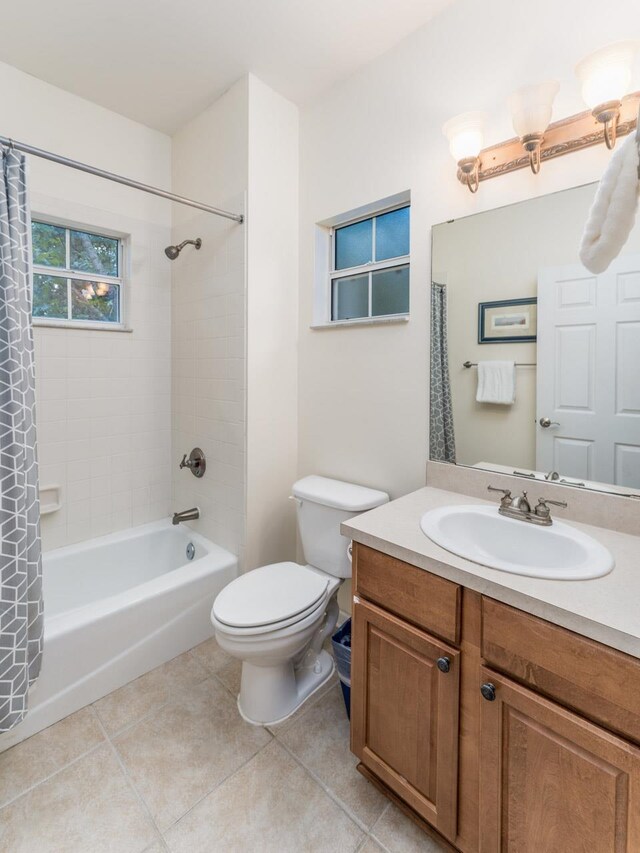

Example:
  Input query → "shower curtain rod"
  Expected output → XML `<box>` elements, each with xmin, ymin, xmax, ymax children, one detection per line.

<box><xmin>0</xmin><ymin>134</ymin><xmax>244</xmax><ymax>224</ymax></box>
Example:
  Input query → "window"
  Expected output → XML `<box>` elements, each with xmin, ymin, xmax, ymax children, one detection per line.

<box><xmin>329</xmin><ymin>204</ymin><xmax>410</xmax><ymax>323</ymax></box>
<box><xmin>31</xmin><ymin>220</ymin><xmax>123</xmax><ymax>327</ymax></box>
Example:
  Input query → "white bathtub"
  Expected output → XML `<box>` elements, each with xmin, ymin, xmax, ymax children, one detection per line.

<box><xmin>0</xmin><ymin>520</ymin><xmax>238</xmax><ymax>751</ymax></box>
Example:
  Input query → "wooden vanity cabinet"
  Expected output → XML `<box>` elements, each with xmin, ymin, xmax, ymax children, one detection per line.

<box><xmin>351</xmin><ymin>542</ymin><xmax>640</xmax><ymax>853</ymax></box>
<box><xmin>351</xmin><ymin>598</ymin><xmax>461</xmax><ymax>841</ymax></box>
<box><xmin>478</xmin><ymin>668</ymin><xmax>640</xmax><ymax>852</ymax></box>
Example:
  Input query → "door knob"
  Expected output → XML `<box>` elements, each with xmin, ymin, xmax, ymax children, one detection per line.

<box><xmin>480</xmin><ymin>682</ymin><xmax>496</xmax><ymax>701</ymax></box>
<box><xmin>539</xmin><ymin>417</ymin><xmax>560</xmax><ymax>429</ymax></box>
<box><xmin>436</xmin><ymin>656</ymin><xmax>451</xmax><ymax>673</ymax></box>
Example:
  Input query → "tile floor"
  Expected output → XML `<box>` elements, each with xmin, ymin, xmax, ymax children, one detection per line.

<box><xmin>0</xmin><ymin>637</ymin><xmax>447</xmax><ymax>852</ymax></box>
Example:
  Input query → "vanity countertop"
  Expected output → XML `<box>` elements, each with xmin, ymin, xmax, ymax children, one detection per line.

<box><xmin>342</xmin><ymin>486</ymin><xmax>640</xmax><ymax>659</ymax></box>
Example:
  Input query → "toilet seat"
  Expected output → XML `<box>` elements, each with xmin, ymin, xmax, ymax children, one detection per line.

<box><xmin>212</xmin><ymin>562</ymin><xmax>330</xmax><ymax>636</ymax></box>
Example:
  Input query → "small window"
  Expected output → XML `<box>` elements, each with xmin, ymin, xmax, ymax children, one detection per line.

<box><xmin>330</xmin><ymin>205</ymin><xmax>410</xmax><ymax>322</ymax></box>
<box><xmin>31</xmin><ymin>220</ymin><xmax>123</xmax><ymax>327</ymax></box>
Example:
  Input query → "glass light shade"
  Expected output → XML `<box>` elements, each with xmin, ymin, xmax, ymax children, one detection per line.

<box><xmin>442</xmin><ymin>112</ymin><xmax>485</xmax><ymax>162</ymax></box>
<box><xmin>575</xmin><ymin>42</ymin><xmax>636</xmax><ymax>109</ymax></box>
<box><xmin>508</xmin><ymin>80</ymin><xmax>560</xmax><ymax>137</ymax></box>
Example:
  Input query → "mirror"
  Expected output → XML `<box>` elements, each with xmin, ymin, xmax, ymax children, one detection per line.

<box><xmin>430</xmin><ymin>182</ymin><xmax>640</xmax><ymax>497</ymax></box>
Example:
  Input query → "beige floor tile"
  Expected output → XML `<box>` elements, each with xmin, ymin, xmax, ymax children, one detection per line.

<box><xmin>280</xmin><ymin>684</ymin><xmax>387</xmax><ymax>828</ymax></box>
<box><xmin>94</xmin><ymin>651</ymin><xmax>211</xmax><ymax>736</ymax></box>
<box><xmin>359</xmin><ymin>838</ymin><xmax>386</xmax><ymax>852</ymax></box>
<box><xmin>0</xmin><ymin>744</ymin><xmax>155</xmax><ymax>853</ymax></box>
<box><xmin>189</xmin><ymin>635</ymin><xmax>234</xmax><ymax>673</ymax></box>
<box><xmin>0</xmin><ymin>706</ymin><xmax>105</xmax><ymax>808</ymax></box>
<box><xmin>114</xmin><ymin>676</ymin><xmax>271</xmax><ymax>830</ymax></box>
<box><xmin>215</xmin><ymin>657</ymin><xmax>242</xmax><ymax>697</ymax></box>
<box><xmin>165</xmin><ymin>740</ymin><xmax>364</xmax><ymax>853</ymax></box>
<box><xmin>142</xmin><ymin>841</ymin><xmax>169</xmax><ymax>853</ymax></box>
<box><xmin>371</xmin><ymin>803</ymin><xmax>448</xmax><ymax>852</ymax></box>
<box><xmin>267</xmin><ymin>669</ymin><xmax>339</xmax><ymax>736</ymax></box>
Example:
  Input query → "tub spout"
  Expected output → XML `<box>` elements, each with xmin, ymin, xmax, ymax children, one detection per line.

<box><xmin>172</xmin><ymin>507</ymin><xmax>200</xmax><ymax>525</ymax></box>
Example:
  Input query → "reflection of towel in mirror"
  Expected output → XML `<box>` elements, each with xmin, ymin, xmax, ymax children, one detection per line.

<box><xmin>579</xmin><ymin>131</ymin><xmax>640</xmax><ymax>274</ymax></box>
<box><xmin>476</xmin><ymin>361</ymin><xmax>515</xmax><ymax>405</ymax></box>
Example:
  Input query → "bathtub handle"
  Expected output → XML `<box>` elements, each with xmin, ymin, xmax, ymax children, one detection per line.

<box><xmin>179</xmin><ymin>448</ymin><xmax>206</xmax><ymax>478</ymax></box>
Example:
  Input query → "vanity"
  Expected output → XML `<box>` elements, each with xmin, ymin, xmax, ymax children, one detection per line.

<box><xmin>343</xmin><ymin>486</ymin><xmax>640</xmax><ymax>852</ymax></box>
<box><xmin>343</xmin><ymin>181</ymin><xmax>640</xmax><ymax>852</ymax></box>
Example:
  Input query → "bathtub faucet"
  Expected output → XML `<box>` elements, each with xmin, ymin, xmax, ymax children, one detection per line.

<box><xmin>172</xmin><ymin>507</ymin><xmax>200</xmax><ymax>525</ymax></box>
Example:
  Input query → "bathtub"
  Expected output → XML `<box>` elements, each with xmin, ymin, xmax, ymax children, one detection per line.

<box><xmin>0</xmin><ymin>520</ymin><xmax>238</xmax><ymax>751</ymax></box>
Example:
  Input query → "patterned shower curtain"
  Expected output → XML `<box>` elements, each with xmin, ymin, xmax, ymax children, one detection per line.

<box><xmin>0</xmin><ymin>147</ymin><xmax>43</xmax><ymax>732</ymax></box>
<box><xmin>430</xmin><ymin>282</ymin><xmax>456</xmax><ymax>463</ymax></box>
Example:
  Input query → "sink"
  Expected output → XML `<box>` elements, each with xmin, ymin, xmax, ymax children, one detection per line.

<box><xmin>420</xmin><ymin>505</ymin><xmax>614</xmax><ymax>580</ymax></box>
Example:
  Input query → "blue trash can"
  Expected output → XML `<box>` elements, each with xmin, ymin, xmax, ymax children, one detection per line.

<box><xmin>331</xmin><ymin>618</ymin><xmax>352</xmax><ymax>719</ymax></box>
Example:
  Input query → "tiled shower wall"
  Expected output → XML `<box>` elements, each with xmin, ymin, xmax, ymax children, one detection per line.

<box><xmin>35</xmin><ymin>196</ymin><xmax>172</xmax><ymax>551</ymax></box>
<box><xmin>171</xmin><ymin>201</ymin><xmax>247</xmax><ymax>564</ymax></box>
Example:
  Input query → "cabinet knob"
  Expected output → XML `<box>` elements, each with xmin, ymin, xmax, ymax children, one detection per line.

<box><xmin>436</xmin><ymin>656</ymin><xmax>451</xmax><ymax>673</ymax></box>
<box><xmin>481</xmin><ymin>682</ymin><xmax>496</xmax><ymax>701</ymax></box>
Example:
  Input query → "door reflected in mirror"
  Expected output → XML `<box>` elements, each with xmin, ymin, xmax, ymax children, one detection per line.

<box><xmin>430</xmin><ymin>182</ymin><xmax>640</xmax><ymax>497</ymax></box>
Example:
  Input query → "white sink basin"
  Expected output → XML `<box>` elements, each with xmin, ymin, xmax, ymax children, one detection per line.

<box><xmin>420</xmin><ymin>505</ymin><xmax>614</xmax><ymax>580</ymax></box>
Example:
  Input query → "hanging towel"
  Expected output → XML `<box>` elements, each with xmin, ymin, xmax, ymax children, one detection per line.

<box><xmin>476</xmin><ymin>361</ymin><xmax>516</xmax><ymax>405</ymax></box>
<box><xmin>579</xmin><ymin>123</ymin><xmax>640</xmax><ymax>274</ymax></box>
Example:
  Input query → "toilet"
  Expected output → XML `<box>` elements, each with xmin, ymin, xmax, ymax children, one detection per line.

<box><xmin>211</xmin><ymin>475</ymin><xmax>389</xmax><ymax>725</ymax></box>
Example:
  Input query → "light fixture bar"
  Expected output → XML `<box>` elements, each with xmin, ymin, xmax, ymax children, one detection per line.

<box><xmin>457</xmin><ymin>92</ymin><xmax>639</xmax><ymax>186</ymax></box>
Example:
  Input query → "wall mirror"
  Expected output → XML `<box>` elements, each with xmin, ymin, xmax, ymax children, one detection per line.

<box><xmin>430</xmin><ymin>182</ymin><xmax>640</xmax><ymax>497</ymax></box>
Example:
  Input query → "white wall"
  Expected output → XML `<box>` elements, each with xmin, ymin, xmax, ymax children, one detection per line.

<box><xmin>0</xmin><ymin>61</ymin><xmax>173</xmax><ymax>550</ymax></box>
<box><xmin>171</xmin><ymin>78</ymin><xmax>248</xmax><ymax>564</ymax></box>
<box><xmin>245</xmin><ymin>76</ymin><xmax>299</xmax><ymax>570</ymax></box>
<box><xmin>297</xmin><ymin>0</ymin><xmax>640</xmax><ymax>507</ymax></box>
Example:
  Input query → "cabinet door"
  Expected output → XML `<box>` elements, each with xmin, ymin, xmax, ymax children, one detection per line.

<box><xmin>351</xmin><ymin>598</ymin><xmax>460</xmax><ymax>840</ymax></box>
<box><xmin>479</xmin><ymin>667</ymin><xmax>640</xmax><ymax>852</ymax></box>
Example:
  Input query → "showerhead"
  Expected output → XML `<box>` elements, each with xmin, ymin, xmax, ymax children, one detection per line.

<box><xmin>164</xmin><ymin>237</ymin><xmax>202</xmax><ymax>260</ymax></box>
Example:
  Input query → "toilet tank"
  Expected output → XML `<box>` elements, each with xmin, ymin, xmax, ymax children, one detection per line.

<box><xmin>292</xmin><ymin>476</ymin><xmax>389</xmax><ymax>579</ymax></box>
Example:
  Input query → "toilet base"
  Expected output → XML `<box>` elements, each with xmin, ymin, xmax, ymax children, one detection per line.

<box><xmin>237</xmin><ymin>649</ymin><xmax>335</xmax><ymax>726</ymax></box>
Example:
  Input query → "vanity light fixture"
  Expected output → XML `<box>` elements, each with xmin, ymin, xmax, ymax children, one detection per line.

<box><xmin>508</xmin><ymin>80</ymin><xmax>559</xmax><ymax>173</ymax></box>
<box><xmin>442</xmin><ymin>112</ymin><xmax>485</xmax><ymax>193</ymax></box>
<box><xmin>575</xmin><ymin>42</ymin><xmax>636</xmax><ymax>149</ymax></box>
<box><xmin>445</xmin><ymin>42</ymin><xmax>638</xmax><ymax>192</ymax></box>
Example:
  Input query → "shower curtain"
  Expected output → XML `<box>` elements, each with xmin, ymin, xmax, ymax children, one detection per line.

<box><xmin>0</xmin><ymin>147</ymin><xmax>43</xmax><ymax>732</ymax></box>
<box><xmin>430</xmin><ymin>282</ymin><xmax>456</xmax><ymax>463</ymax></box>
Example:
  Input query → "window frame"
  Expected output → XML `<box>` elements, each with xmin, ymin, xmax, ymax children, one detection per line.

<box><xmin>31</xmin><ymin>217</ymin><xmax>127</xmax><ymax>331</ymax></box>
<box><xmin>313</xmin><ymin>195</ymin><xmax>411</xmax><ymax>328</ymax></box>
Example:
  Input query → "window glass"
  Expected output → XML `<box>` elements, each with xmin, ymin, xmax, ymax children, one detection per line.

<box><xmin>371</xmin><ymin>265</ymin><xmax>409</xmax><ymax>316</ymax></box>
<box><xmin>31</xmin><ymin>221</ymin><xmax>123</xmax><ymax>325</ymax></box>
<box><xmin>331</xmin><ymin>274</ymin><xmax>369</xmax><ymax>321</ymax></box>
<box><xmin>70</xmin><ymin>229</ymin><xmax>119</xmax><ymax>277</ymax></box>
<box><xmin>32</xmin><ymin>222</ymin><xmax>66</xmax><ymax>268</ymax></box>
<box><xmin>375</xmin><ymin>206</ymin><xmax>410</xmax><ymax>262</ymax></box>
<box><xmin>33</xmin><ymin>274</ymin><xmax>67</xmax><ymax>319</ymax></box>
<box><xmin>71</xmin><ymin>280</ymin><xmax>120</xmax><ymax>323</ymax></box>
<box><xmin>335</xmin><ymin>219</ymin><xmax>372</xmax><ymax>270</ymax></box>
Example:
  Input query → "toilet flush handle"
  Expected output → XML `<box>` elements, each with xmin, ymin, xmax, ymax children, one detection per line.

<box><xmin>288</xmin><ymin>495</ymin><xmax>302</xmax><ymax>506</ymax></box>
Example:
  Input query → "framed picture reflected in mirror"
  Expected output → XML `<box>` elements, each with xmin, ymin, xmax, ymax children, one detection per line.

<box><xmin>478</xmin><ymin>297</ymin><xmax>537</xmax><ymax>344</ymax></box>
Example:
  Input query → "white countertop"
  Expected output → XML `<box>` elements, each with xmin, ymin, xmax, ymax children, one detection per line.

<box><xmin>342</xmin><ymin>486</ymin><xmax>640</xmax><ymax>659</ymax></box>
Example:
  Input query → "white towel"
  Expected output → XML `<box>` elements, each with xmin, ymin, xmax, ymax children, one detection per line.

<box><xmin>579</xmin><ymin>131</ymin><xmax>640</xmax><ymax>274</ymax></box>
<box><xmin>476</xmin><ymin>361</ymin><xmax>515</xmax><ymax>405</ymax></box>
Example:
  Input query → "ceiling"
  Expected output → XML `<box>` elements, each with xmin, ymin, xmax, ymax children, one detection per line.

<box><xmin>0</xmin><ymin>0</ymin><xmax>452</xmax><ymax>134</ymax></box>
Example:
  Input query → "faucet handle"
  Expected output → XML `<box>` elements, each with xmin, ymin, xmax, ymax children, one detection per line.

<box><xmin>537</xmin><ymin>497</ymin><xmax>568</xmax><ymax>509</ymax></box>
<box><xmin>534</xmin><ymin>496</ymin><xmax>568</xmax><ymax>521</ymax></box>
<box><xmin>487</xmin><ymin>485</ymin><xmax>512</xmax><ymax>507</ymax></box>
<box><xmin>179</xmin><ymin>453</ymin><xmax>190</xmax><ymax>469</ymax></box>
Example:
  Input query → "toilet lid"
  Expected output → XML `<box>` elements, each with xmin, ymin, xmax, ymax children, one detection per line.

<box><xmin>212</xmin><ymin>562</ymin><xmax>329</xmax><ymax>629</ymax></box>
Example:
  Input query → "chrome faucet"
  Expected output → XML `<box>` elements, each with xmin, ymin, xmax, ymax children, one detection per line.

<box><xmin>172</xmin><ymin>507</ymin><xmax>200</xmax><ymax>526</ymax></box>
<box><xmin>487</xmin><ymin>486</ymin><xmax>567</xmax><ymax>526</ymax></box>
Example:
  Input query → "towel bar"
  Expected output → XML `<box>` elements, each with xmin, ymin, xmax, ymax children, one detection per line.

<box><xmin>463</xmin><ymin>360</ymin><xmax>536</xmax><ymax>368</ymax></box>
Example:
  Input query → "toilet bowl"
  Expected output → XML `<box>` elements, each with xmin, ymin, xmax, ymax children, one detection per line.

<box><xmin>211</xmin><ymin>475</ymin><xmax>389</xmax><ymax>725</ymax></box>
<box><xmin>212</xmin><ymin>562</ymin><xmax>341</xmax><ymax>724</ymax></box>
